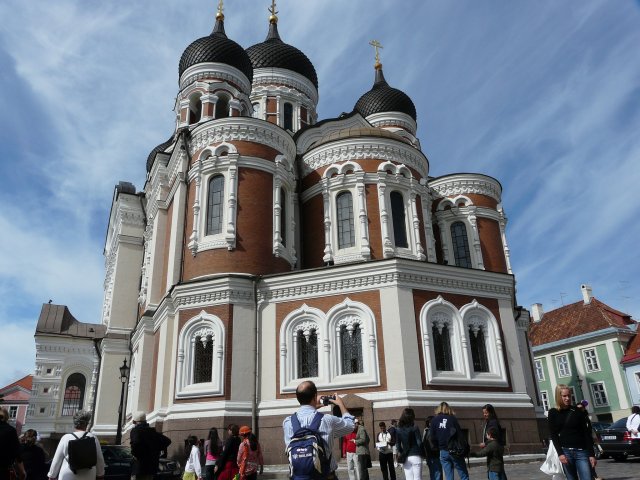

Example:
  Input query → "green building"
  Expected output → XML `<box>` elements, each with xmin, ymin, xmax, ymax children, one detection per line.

<box><xmin>529</xmin><ymin>284</ymin><xmax>637</xmax><ymax>423</ymax></box>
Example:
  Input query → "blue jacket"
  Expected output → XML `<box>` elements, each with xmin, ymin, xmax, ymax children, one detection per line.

<box><xmin>396</xmin><ymin>425</ymin><xmax>423</xmax><ymax>457</ymax></box>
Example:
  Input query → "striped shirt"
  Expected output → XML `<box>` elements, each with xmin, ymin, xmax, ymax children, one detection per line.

<box><xmin>283</xmin><ymin>405</ymin><xmax>355</xmax><ymax>471</ymax></box>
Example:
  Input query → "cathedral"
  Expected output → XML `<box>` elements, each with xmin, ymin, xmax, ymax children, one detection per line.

<box><xmin>31</xmin><ymin>2</ymin><xmax>541</xmax><ymax>462</ymax></box>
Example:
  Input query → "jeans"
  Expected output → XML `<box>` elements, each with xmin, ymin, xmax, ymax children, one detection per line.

<box><xmin>487</xmin><ymin>472</ymin><xmax>508</xmax><ymax>480</ymax></box>
<box><xmin>379</xmin><ymin>452</ymin><xmax>396</xmax><ymax>480</ymax></box>
<box><xmin>356</xmin><ymin>454</ymin><xmax>369</xmax><ymax>480</ymax></box>
<box><xmin>346</xmin><ymin>452</ymin><xmax>359</xmax><ymax>480</ymax></box>
<box><xmin>401</xmin><ymin>455</ymin><xmax>422</xmax><ymax>480</ymax></box>
<box><xmin>439</xmin><ymin>450</ymin><xmax>469</xmax><ymax>480</ymax></box>
<box><xmin>426</xmin><ymin>456</ymin><xmax>442</xmax><ymax>480</ymax></box>
<box><xmin>561</xmin><ymin>448</ymin><xmax>592</xmax><ymax>480</ymax></box>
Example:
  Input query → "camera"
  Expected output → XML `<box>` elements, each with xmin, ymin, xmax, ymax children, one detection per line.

<box><xmin>321</xmin><ymin>394</ymin><xmax>336</xmax><ymax>406</ymax></box>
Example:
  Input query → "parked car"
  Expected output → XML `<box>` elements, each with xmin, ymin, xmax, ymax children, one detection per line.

<box><xmin>592</xmin><ymin>421</ymin><xmax>611</xmax><ymax>432</ymax></box>
<box><xmin>101</xmin><ymin>445</ymin><xmax>181</xmax><ymax>480</ymax></box>
<box><xmin>591</xmin><ymin>422</ymin><xmax>610</xmax><ymax>459</ymax></box>
<box><xmin>596</xmin><ymin>417</ymin><xmax>640</xmax><ymax>461</ymax></box>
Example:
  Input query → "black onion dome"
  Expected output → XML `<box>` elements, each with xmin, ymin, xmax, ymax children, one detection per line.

<box><xmin>246</xmin><ymin>22</ymin><xmax>318</xmax><ymax>89</ymax></box>
<box><xmin>146</xmin><ymin>137</ymin><xmax>174</xmax><ymax>173</ymax></box>
<box><xmin>179</xmin><ymin>16</ymin><xmax>253</xmax><ymax>82</ymax></box>
<box><xmin>354</xmin><ymin>67</ymin><xmax>417</xmax><ymax>121</ymax></box>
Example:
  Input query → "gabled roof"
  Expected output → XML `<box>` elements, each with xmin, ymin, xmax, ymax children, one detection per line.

<box><xmin>36</xmin><ymin>303</ymin><xmax>106</xmax><ymax>339</ymax></box>
<box><xmin>621</xmin><ymin>331</ymin><xmax>640</xmax><ymax>364</ymax></box>
<box><xmin>0</xmin><ymin>374</ymin><xmax>32</xmax><ymax>394</ymax></box>
<box><xmin>528</xmin><ymin>297</ymin><xmax>636</xmax><ymax>347</ymax></box>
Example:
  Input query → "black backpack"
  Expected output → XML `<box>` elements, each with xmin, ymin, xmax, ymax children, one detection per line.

<box><xmin>286</xmin><ymin>412</ymin><xmax>331</xmax><ymax>480</ymax></box>
<box><xmin>447</xmin><ymin>427</ymin><xmax>470</xmax><ymax>458</ymax></box>
<box><xmin>67</xmin><ymin>432</ymin><xmax>97</xmax><ymax>473</ymax></box>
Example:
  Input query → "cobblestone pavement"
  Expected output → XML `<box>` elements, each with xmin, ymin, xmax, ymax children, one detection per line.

<box><xmin>265</xmin><ymin>455</ymin><xmax>640</xmax><ymax>480</ymax></box>
<box><xmin>360</xmin><ymin>457</ymin><xmax>640</xmax><ymax>480</ymax></box>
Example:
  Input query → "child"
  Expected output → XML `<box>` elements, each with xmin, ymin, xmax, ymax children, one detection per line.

<box><xmin>470</xmin><ymin>427</ymin><xmax>506</xmax><ymax>480</ymax></box>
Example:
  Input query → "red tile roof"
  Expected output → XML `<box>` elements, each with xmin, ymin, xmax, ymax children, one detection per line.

<box><xmin>528</xmin><ymin>298</ymin><xmax>636</xmax><ymax>347</ymax></box>
<box><xmin>0</xmin><ymin>374</ymin><xmax>32</xmax><ymax>393</ymax></box>
<box><xmin>621</xmin><ymin>331</ymin><xmax>640</xmax><ymax>364</ymax></box>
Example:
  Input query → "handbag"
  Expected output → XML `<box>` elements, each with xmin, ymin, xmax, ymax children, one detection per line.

<box><xmin>540</xmin><ymin>442</ymin><xmax>564</xmax><ymax>477</ymax></box>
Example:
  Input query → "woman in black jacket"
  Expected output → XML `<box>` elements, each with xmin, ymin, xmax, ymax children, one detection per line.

<box><xmin>547</xmin><ymin>384</ymin><xmax>596</xmax><ymax>480</ymax></box>
<box><xmin>20</xmin><ymin>430</ymin><xmax>47</xmax><ymax>480</ymax></box>
<box><xmin>480</xmin><ymin>404</ymin><xmax>503</xmax><ymax>448</ymax></box>
<box><xmin>395</xmin><ymin>408</ymin><xmax>423</xmax><ymax>480</ymax></box>
<box><xmin>215</xmin><ymin>424</ymin><xmax>241</xmax><ymax>480</ymax></box>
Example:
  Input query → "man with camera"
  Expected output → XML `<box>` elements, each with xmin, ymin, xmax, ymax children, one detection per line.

<box><xmin>283</xmin><ymin>381</ymin><xmax>355</xmax><ymax>478</ymax></box>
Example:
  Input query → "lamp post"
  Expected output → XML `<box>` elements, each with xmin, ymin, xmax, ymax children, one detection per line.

<box><xmin>576</xmin><ymin>374</ymin><xmax>584</xmax><ymax>400</ymax></box>
<box><xmin>115</xmin><ymin>358</ymin><xmax>130</xmax><ymax>445</ymax></box>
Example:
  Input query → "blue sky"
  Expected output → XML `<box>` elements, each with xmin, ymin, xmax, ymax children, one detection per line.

<box><xmin>0</xmin><ymin>0</ymin><xmax>638</xmax><ymax>387</ymax></box>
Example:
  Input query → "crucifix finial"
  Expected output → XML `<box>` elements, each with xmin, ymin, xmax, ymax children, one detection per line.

<box><xmin>369</xmin><ymin>40</ymin><xmax>383</xmax><ymax>69</ymax></box>
<box><xmin>268</xmin><ymin>0</ymin><xmax>279</xmax><ymax>24</ymax></box>
<box><xmin>216</xmin><ymin>0</ymin><xmax>224</xmax><ymax>20</ymax></box>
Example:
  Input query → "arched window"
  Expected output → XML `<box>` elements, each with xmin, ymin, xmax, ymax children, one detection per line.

<box><xmin>450</xmin><ymin>221</ymin><xmax>472</xmax><ymax>268</ymax></box>
<box><xmin>296</xmin><ymin>328</ymin><xmax>318</xmax><ymax>378</ymax></box>
<box><xmin>390</xmin><ymin>191</ymin><xmax>408</xmax><ymax>248</ymax></box>
<box><xmin>280</xmin><ymin>188</ymin><xmax>287</xmax><ymax>248</ymax></box>
<box><xmin>432</xmin><ymin>318</ymin><xmax>453</xmax><ymax>371</ymax></box>
<box><xmin>469</xmin><ymin>321</ymin><xmax>489</xmax><ymax>372</ymax></box>
<box><xmin>61</xmin><ymin>373</ymin><xmax>86</xmax><ymax>416</ymax></box>
<box><xmin>215</xmin><ymin>96</ymin><xmax>230</xmax><ymax>119</ymax></box>
<box><xmin>188</xmin><ymin>94</ymin><xmax>202</xmax><ymax>125</ymax></box>
<box><xmin>340</xmin><ymin>323</ymin><xmax>363</xmax><ymax>374</ymax></box>
<box><xmin>336</xmin><ymin>191</ymin><xmax>355</xmax><ymax>249</ymax></box>
<box><xmin>279</xmin><ymin>300</ymin><xmax>380</xmax><ymax>392</ymax></box>
<box><xmin>283</xmin><ymin>102</ymin><xmax>293</xmax><ymax>131</ymax></box>
<box><xmin>206</xmin><ymin>175</ymin><xmax>224</xmax><ymax>235</ymax></box>
<box><xmin>420</xmin><ymin>296</ymin><xmax>508</xmax><ymax>386</ymax></box>
<box><xmin>176</xmin><ymin>312</ymin><xmax>226</xmax><ymax>398</ymax></box>
<box><xmin>193</xmin><ymin>334</ymin><xmax>213</xmax><ymax>383</ymax></box>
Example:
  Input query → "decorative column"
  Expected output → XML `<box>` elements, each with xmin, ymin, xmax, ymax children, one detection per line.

<box><xmin>376</xmin><ymin>176</ymin><xmax>394</xmax><ymax>258</ymax></box>
<box><xmin>498</xmin><ymin>206</ymin><xmax>513</xmax><ymax>274</ymax></box>
<box><xmin>321</xmin><ymin>178</ymin><xmax>333</xmax><ymax>264</ymax></box>
<box><xmin>355</xmin><ymin>172</ymin><xmax>371</xmax><ymax>259</ymax></box>
<box><xmin>467</xmin><ymin>206</ymin><xmax>485</xmax><ymax>270</ymax></box>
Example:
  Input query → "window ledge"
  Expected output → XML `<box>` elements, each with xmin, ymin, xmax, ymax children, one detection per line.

<box><xmin>176</xmin><ymin>382</ymin><xmax>223</xmax><ymax>399</ymax></box>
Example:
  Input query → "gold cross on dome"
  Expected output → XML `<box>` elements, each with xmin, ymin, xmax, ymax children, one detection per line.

<box><xmin>369</xmin><ymin>40</ymin><xmax>383</xmax><ymax>67</ymax></box>
<box><xmin>217</xmin><ymin>0</ymin><xmax>224</xmax><ymax>15</ymax></box>
<box><xmin>269</xmin><ymin>0</ymin><xmax>279</xmax><ymax>16</ymax></box>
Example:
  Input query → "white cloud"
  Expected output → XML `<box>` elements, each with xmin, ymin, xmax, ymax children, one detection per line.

<box><xmin>0</xmin><ymin>0</ymin><xmax>638</xmax><ymax>381</ymax></box>
<box><xmin>0</xmin><ymin>322</ymin><xmax>36</xmax><ymax>388</ymax></box>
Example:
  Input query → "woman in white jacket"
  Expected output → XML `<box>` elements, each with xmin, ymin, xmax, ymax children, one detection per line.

<box><xmin>47</xmin><ymin>411</ymin><xmax>105</xmax><ymax>480</ymax></box>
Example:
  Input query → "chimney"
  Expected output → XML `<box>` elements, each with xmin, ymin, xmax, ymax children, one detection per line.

<box><xmin>531</xmin><ymin>303</ymin><xmax>544</xmax><ymax>322</ymax></box>
<box><xmin>581</xmin><ymin>284</ymin><xmax>593</xmax><ymax>304</ymax></box>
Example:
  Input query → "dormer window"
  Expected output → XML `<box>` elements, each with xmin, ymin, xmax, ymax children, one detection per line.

<box><xmin>215</xmin><ymin>95</ymin><xmax>230</xmax><ymax>119</ymax></box>
<box><xmin>450</xmin><ymin>221</ymin><xmax>472</xmax><ymax>268</ymax></box>
<box><xmin>188</xmin><ymin>94</ymin><xmax>202</xmax><ymax>124</ymax></box>
<box><xmin>390</xmin><ymin>191</ymin><xmax>408</xmax><ymax>248</ymax></box>
<box><xmin>283</xmin><ymin>102</ymin><xmax>293</xmax><ymax>131</ymax></box>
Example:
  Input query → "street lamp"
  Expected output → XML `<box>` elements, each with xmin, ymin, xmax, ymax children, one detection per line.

<box><xmin>575</xmin><ymin>374</ymin><xmax>584</xmax><ymax>399</ymax></box>
<box><xmin>115</xmin><ymin>358</ymin><xmax>130</xmax><ymax>445</ymax></box>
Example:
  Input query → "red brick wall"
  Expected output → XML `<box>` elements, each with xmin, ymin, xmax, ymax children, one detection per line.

<box><xmin>300</xmin><ymin>194</ymin><xmax>325</xmax><ymax>268</ymax></box>
<box><xmin>182</xmin><ymin>167</ymin><xmax>290</xmax><ymax>279</ymax></box>
<box><xmin>477</xmin><ymin>217</ymin><xmax>508</xmax><ymax>273</ymax></box>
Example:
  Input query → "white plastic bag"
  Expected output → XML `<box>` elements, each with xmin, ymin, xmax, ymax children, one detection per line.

<box><xmin>540</xmin><ymin>442</ymin><xmax>564</xmax><ymax>478</ymax></box>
